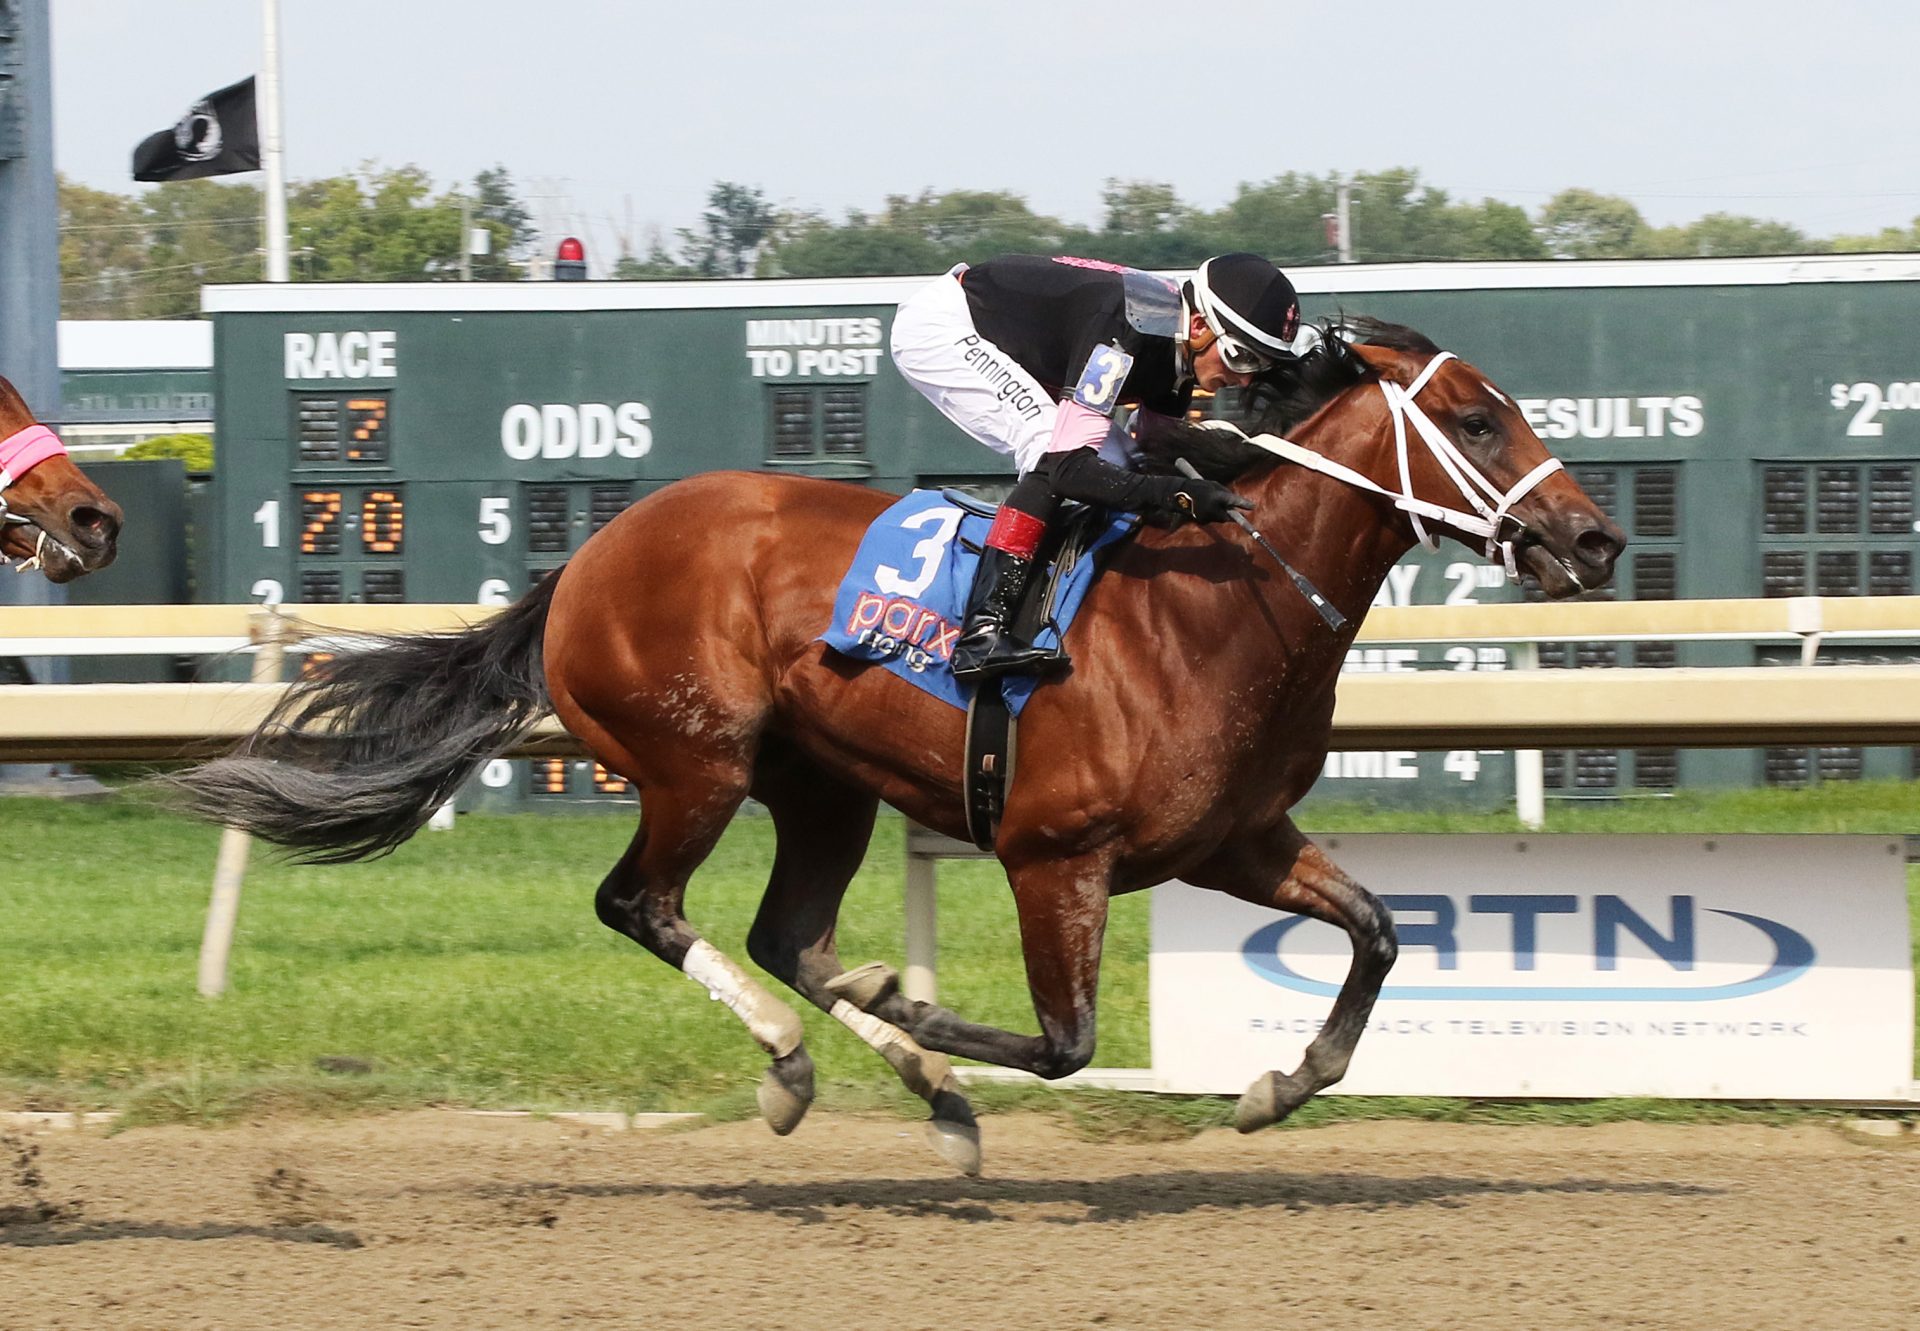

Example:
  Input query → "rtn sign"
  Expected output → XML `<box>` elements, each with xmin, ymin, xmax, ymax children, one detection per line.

<box><xmin>1243</xmin><ymin>894</ymin><xmax>1816</xmax><ymax>1002</ymax></box>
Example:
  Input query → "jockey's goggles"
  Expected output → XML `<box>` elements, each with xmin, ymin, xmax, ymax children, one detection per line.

<box><xmin>1210</xmin><ymin>328</ymin><xmax>1276</xmax><ymax>375</ymax></box>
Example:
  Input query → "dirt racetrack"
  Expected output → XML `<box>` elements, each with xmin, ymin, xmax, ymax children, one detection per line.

<box><xmin>1</xmin><ymin>1110</ymin><xmax>1915</xmax><ymax>1331</ymax></box>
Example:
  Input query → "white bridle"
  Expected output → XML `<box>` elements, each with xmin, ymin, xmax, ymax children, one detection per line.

<box><xmin>1242</xmin><ymin>351</ymin><xmax>1567</xmax><ymax>581</ymax></box>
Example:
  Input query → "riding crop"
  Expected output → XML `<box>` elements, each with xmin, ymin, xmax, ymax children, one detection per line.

<box><xmin>1175</xmin><ymin>457</ymin><xmax>1348</xmax><ymax>632</ymax></box>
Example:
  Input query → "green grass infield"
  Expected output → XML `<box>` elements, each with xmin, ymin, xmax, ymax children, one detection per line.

<box><xmin>0</xmin><ymin>782</ymin><xmax>1913</xmax><ymax>1133</ymax></box>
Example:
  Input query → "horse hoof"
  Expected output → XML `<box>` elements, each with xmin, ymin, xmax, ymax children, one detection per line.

<box><xmin>825</xmin><ymin>961</ymin><xmax>900</xmax><ymax>1011</ymax></box>
<box><xmin>1234</xmin><ymin>1070</ymin><xmax>1309</xmax><ymax>1133</ymax></box>
<box><xmin>757</xmin><ymin>1050</ymin><xmax>814</xmax><ymax>1136</ymax></box>
<box><xmin>924</xmin><ymin>1115</ymin><xmax>982</xmax><ymax>1177</ymax></box>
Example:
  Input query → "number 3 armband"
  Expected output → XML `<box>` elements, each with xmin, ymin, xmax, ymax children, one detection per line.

<box><xmin>1071</xmin><ymin>343</ymin><xmax>1135</xmax><ymax>417</ymax></box>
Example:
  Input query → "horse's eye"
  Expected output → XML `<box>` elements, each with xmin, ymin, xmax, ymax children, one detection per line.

<box><xmin>1461</xmin><ymin>414</ymin><xmax>1495</xmax><ymax>439</ymax></box>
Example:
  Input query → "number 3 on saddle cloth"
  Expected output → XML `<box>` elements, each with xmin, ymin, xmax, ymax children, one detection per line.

<box><xmin>819</xmin><ymin>489</ymin><xmax>1137</xmax><ymax>714</ymax></box>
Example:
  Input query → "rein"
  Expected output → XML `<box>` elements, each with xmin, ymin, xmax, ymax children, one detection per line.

<box><xmin>1244</xmin><ymin>351</ymin><xmax>1568</xmax><ymax>582</ymax></box>
<box><xmin>0</xmin><ymin>423</ymin><xmax>70</xmax><ymax>572</ymax></box>
<box><xmin>1175</xmin><ymin>457</ymin><xmax>1347</xmax><ymax>631</ymax></box>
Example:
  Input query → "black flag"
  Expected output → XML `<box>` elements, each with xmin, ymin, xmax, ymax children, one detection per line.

<box><xmin>131</xmin><ymin>77</ymin><xmax>261</xmax><ymax>182</ymax></box>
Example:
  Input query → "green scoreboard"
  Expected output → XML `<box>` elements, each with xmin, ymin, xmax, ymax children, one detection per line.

<box><xmin>203</xmin><ymin>255</ymin><xmax>1920</xmax><ymax>809</ymax></box>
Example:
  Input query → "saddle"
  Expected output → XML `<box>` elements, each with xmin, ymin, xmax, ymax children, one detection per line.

<box><xmin>943</xmin><ymin>489</ymin><xmax>1109</xmax><ymax>850</ymax></box>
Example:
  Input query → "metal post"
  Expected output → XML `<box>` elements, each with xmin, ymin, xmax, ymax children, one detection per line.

<box><xmin>0</xmin><ymin>0</ymin><xmax>64</xmax><ymax>790</ymax></box>
<box><xmin>198</xmin><ymin>610</ymin><xmax>285</xmax><ymax>997</ymax></box>
<box><xmin>260</xmin><ymin>0</ymin><xmax>289</xmax><ymax>282</ymax></box>
<box><xmin>0</xmin><ymin>0</ymin><xmax>57</xmax><ymax>416</ymax></box>
<box><xmin>1788</xmin><ymin>595</ymin><xmax>1825</xmax><ymax>667</ymax></box>
<box><xmin>1512</xmin><ymin>640</ymin><xmax>1545</xmax><ymax>829</ymax></box>
<box><xmin>904</xmin><ymin>851</ymin><xmax>938</xmax><ymax>1004</ymax></box>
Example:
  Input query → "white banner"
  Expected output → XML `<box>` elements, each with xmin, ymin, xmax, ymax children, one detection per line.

<box><xmin>1150</xmin><ymin>836</ymin><xmax>1914</xmax><ymax>1100</ymax></box>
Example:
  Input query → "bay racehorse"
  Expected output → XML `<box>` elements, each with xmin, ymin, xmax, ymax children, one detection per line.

<box><xmin>1</xmin><ymin>374</ymin><xmax>122</xmax><ymax>581</ymax></box>
<box><xmin>175</xmin><ymin>321</ymin><xmax>1623</xmax><ymax>1173</ymax></box>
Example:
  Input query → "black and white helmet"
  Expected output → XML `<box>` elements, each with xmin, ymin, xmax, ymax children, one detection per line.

<box><xmin>1187</xmin><ymin>253</ymin><xmax>1303</xmax><ymax>373</ymax></box>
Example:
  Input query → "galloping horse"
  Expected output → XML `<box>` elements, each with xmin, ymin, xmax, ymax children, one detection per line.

<box><xmin>176</xmin><ymin>321</ymin><xmax>1623</xmax><ymax>1173</ymax></box>
<box><xmin>0</xmin><ymin>374</ymin><xmax>122</xmax><ymax>581</ymax></box>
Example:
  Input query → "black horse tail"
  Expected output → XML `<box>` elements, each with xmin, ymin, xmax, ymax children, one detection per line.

<box><xmin>168</xmin><ymin>571</ymin><xmax>563</xmax><ymax>863</ymax></box>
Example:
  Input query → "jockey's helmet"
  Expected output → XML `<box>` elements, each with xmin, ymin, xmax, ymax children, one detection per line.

<box><xmin>1187</xmin><ymin>254</ymin><xmax>1303</xmax><ymax>374</ymax></box>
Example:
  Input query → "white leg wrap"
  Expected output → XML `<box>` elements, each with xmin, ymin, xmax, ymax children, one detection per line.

<box><xmin>830</xmin><ymin>999</ymin><xmax>955</xmax><ymax>1102</ymax></box>
<box><xmin>830</xmin><ymin>998</ymin><xmax>909</xmax><ymax>1052</ymax></box>
<box><xmin>683</xmin><ymin>940</ymin><xmax>803</xmax><ymax>1059</ymax></box>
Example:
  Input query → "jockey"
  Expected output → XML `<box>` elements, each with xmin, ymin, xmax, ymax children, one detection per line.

<box><xmin>889</xmin><ymin>252</ymin><xmax>1304</xmax><ymax>680</ymax></box>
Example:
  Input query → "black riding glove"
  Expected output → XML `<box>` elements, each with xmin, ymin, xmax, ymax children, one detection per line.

<box><xmin>1156</xmin><ymin>475</ymin><xmax>1254</xmax><ymax>525</ymax></box>
<box><xmin>1041</xmin><ymin>448</ymin><xmax>1252</xmax><ymax>527</ymax></box>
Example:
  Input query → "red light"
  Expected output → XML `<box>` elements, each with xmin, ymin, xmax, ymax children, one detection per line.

<box><xmin>556</xmin><ymin>237</ymin><xmax>585</xmax><ymax>262</ymax></box>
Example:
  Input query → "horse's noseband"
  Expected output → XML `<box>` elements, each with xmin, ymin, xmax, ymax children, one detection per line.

<box><xmin>0</xmin><ymin>423</ymin><xmax>72</xmax><ymax>571</ymax></box>
<box><xmin>1377</xmin><ymin>353</ymin><xmax>1565</xmax><ymax>579</ymax></box>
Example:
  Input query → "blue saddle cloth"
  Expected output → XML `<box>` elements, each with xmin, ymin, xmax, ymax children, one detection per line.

<box><xmin>819</xmin><ymin>490</ymin><xmax>1135</xmax><ymax>715</ymax></box>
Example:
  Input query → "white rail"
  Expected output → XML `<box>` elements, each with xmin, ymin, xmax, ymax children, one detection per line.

<box><xmin>5</xmin><ymin>595</ymin><xmax>1920</xmax><ymax>655</ymax></box>
<box><xmin>4</xmin><ymin>599</ymin><xmax>1920</xmax><ymax>762</ymax></box>
<box><xmin>5</xmin><ymin>665</ymin><xmax>1920</xmax><ymax>764</ymax></box>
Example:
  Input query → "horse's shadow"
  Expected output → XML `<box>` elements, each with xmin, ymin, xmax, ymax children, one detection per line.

<box><xmin>496</xmin><ymin>1168</ymin><xmax>1724</xmax><ymax>1226</ymax></box>
<box><xmin>0</xmin><ymin>1217</ymin><xmax>362</xmax><ymax>1250</ymax></box>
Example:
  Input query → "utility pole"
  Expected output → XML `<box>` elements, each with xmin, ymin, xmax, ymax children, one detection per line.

<box><xmin>459</xmin><ymin>194</ymin><xmax>473</xmax><ymax>280</ymax></box>
<box><xmin>260</xmin><ymin>0</ymin><xmax>288</xmax><ymax>280</ymax></box>
<box><xmin>1336</xmin><ymin>177</ymin><xmax>1354</xmax><ymax>264</ymax></box>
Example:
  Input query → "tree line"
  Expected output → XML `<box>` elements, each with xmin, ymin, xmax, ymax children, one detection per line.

<box><xmin>58</xmin><ymin>164</ymin><xmax>536</xmax><ymax>318</ymax></box>
<box><xmin>59</xmin><ymin>165</ymin><xmax>1920</xmax><ymax>318</ymax></box>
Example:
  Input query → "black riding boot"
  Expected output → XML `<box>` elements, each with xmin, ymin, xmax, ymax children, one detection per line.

<box><xmin>949</xmin><ymin>546</ymin><xmax>1052</xmax><ymax>681</ymax></box>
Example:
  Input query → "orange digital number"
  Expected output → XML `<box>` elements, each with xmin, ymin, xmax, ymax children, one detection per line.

<box><xmin>346</xmin><ymin>398</ymin><xmax>389</xmax><ymax>461</ymax></box>
<box><xmin>299</xmin><ymin>490</ymin><xmax>343</xmax><ymax>555</ymax></box>
<box><xmin>361</xmin><ymin>489</ymin><xmax>406</xmax><ymax>554</ymax></box>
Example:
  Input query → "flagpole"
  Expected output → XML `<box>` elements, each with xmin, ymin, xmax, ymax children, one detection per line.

<box><xmin>261</xmin><ymin>0</ymin><xmax>289</xmax><ymax>282</ymax></box>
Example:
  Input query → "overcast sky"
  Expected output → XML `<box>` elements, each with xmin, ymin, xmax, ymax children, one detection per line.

<box><xmin>49</xmin><ymin>0</ymin><xmax>1920</xmax><ymax>267</ymax></box>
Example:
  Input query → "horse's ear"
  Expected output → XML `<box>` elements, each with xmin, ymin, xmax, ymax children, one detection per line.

<box><xmin>1318</xmin><ymin>325</ymin><xmax>1376</xmax><ymax>381</ymax></box>
<box><xmin>0</xmin><ymin>374</ymin><xmax>30</xmax><ymax>427</ymax></box>
<box><xmin>1344</xmin><ymin>341</ymin><xmax>1398</xmax><ymax>379</ymax></box>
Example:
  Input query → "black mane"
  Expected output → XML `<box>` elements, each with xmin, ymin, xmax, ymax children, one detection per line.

<box><xmin>1136</xmin><ymin>317</ymin><xmax>1441</xmax><ymax>483</ymax></box>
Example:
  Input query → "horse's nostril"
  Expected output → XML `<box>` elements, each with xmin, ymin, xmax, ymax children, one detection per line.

<box><xmin>70</xmin><ymin>505</ymin><xmax>120</xmax><ymax>545</ymax></box>
<box><xmin>1574</xmin><ymin>525</ymin><xmax>1622</xmax><ymax>568</ymax></box>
